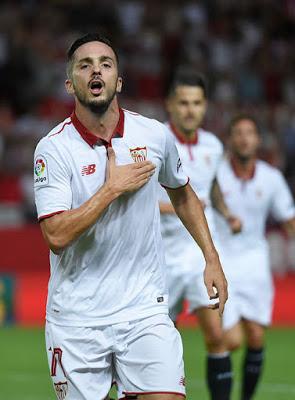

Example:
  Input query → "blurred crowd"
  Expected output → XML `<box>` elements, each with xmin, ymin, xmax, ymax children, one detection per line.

<box><xmin>0</xmin><ymin>0</ymin><xmax>295</xmax><ymax>231</ymax></box>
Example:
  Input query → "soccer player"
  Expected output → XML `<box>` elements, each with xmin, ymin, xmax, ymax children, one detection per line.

<box><xmin>215</xmin><ymin>114</ymin><xmax>295</xmax><ymax>400</ymax></box>
<box><xmin>159</xmin><ymin>70</ymin><xmax>241</xmax><ymax>400</ymax></box>
<box><xmin>33</xmin><ymin>33</ymin><xmax>227</xmax><ymax>400</ymax></box>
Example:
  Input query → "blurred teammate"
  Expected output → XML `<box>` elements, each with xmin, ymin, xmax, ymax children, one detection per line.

<box><xmin>215</xmin><ymin>114</ymin><xmax>295</xmax><ymax>400</ymax></box>
<box><xmin>159</xmin><ymin>70</ymin><xmax>241</xmax><ymax>400</ymax></box>
<box><xmin>33</xmin><ymin>33</ymin><xmax>227</xmax><ymax>400</ymax></box>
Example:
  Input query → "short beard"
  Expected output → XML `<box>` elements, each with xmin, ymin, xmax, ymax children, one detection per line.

<box><xmin>74</xmin><ymin>85</ymin><xmax>117</xmax><ymax>116</ymax></box>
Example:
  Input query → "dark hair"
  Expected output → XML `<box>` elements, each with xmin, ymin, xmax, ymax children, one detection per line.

<box><xmin>66</xmin><ymin>32</ymin><xmax>119</xmax><ymax>77</ymax></box>
<box><xmin>167</xmin><ymin>68</ymin><xmax>208</xmax><ymax>98</ymax></box>
<box><xmin>228</xmin><ymin>113</ymin><xmax>260</xmax><ymax>135</ymax></box>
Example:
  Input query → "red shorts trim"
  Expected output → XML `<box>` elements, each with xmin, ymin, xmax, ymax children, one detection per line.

<box><xmin>123</xmin><ymin>391</ymin><xmax>186</xmax><ymax>398</ymax></box>
<box><xmin>38</xmin><ymin>210</ymin><xmax>65</xmax><ymax>222</ymax></box>
<box><xmin>161</xmin><ymin>177</ymin><xmax>190</xmax><ymax>190</ymax></box>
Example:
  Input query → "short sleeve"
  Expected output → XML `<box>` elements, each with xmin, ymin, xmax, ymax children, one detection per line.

<box><xmin>270</xmin><ymin>170</ymin><xmax>295</xmax><ymax>221</ymax></box>
<box><xmin>158</xmin><ymin>126</ymin><xmax>189</xmax><ymax>189</ymax></box>
<box><xmin>34</xmin><ymin>139</ymin><xmax>72</xmax><ymax>221</ymax></box>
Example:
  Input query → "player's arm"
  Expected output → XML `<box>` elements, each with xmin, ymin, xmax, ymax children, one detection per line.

<box><xmin>167</xmin><ymin>183</ymin><xmax>228</xmax><ymax>315</ymax></box>
<box><xmin>282</xmin><ymin>217</ymin><xmax>295</xmax><ymax>236</ymax></box>
<box><xmin>159</xmin><ymin>202</ymin><xmax>175</xmax><ymax>214</ymax></box>
<box><xmin>40</xmin><ymin>148</ymin><xmax>155</xmax><ymax>254</ymax></box>
<box><xmin>210</xmin><ymin>177</ymin><xmax>242</xmax><ymax>234</ymax></box>
<box><xmin>270</xmin><ymin>170</ymin><xmax>295</xmax><ymax>237</ymax></box>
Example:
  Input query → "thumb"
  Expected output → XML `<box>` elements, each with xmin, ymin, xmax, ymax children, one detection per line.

<box><xmin>107</xmin><ymin>146</ymin><xmax>116</xmax><ymax>165</ymax></box>
<box><xmin>106</xmin><ymin>146</ymin><xmax>116</xmax><ymax>180</ymax></box>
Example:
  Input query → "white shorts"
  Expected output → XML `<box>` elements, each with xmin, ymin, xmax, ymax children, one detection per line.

<box><xmin>45</xmin><ymin>313</ymin><xmax>186</xmax><ymax>399</ymax></box>
<box><xmin>165</xmin><ymin>241</ymin><xmax>219</xmax><ymax>321</ymax></box>
<box><xmin>222</xmin><ymin>248</ymin><xmax>274</xmax><ymax>330</ymax></box>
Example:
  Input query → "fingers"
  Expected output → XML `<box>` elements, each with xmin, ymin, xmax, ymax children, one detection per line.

<box><xmin>208</xmin><ymin>302</ymin><xmax>220</xmax><ymax>310</ymax></box>
<box><xmin>133</xmin><ymin>161</ymin><xmax>156</xmax><ymax>176</ymax></box>
<box><xmin>217</xmin><ymin>282</ymin><xmax>228</xmax><ymax>317</ymax></box>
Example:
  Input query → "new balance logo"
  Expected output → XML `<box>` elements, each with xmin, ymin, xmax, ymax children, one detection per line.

<box><xmin>81</xmin><ymin>164</ymin><xmax>96</xmax><ymax>176</ymax></box>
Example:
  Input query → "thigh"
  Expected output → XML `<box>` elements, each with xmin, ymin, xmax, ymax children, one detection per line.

<box><xmin>46</xmin><ymin>321</ymin><xmax>113</xmax><ymax>400</ymax></box>
<box><xmin>223</xmin><ymin>321</ymin><xmax>244</xmax><ymax>351</ymax></box>
<box><xmin>115</xmin><ymin>314</ymin><xmax>186</xmax><ymax>398</ymax></box>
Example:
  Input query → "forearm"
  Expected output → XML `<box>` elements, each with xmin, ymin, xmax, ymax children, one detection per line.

<box><xmin>211</xmin><ymin>178</ymin><xmax>230</xmax><ymax>219</ymax></box>
<box><xmin>168</xmin><ymin>184</ymin><xmax>218</xmax><ymax>261</ymax></box>
<box><xmin>40</xmin><ymin>183</ymin><xmax>119</xmax><ymax>253</ymax></box>
<box><xmin>159</xmin><ymin>202</ymin><xmax>175</xmax><ymax>214</ymax></box>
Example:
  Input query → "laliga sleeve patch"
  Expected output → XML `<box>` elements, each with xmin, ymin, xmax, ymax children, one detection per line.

<box><xmin>34</xmin><ymin>155</ymin><xmax>49</xmax><ymax>186</ymax></box>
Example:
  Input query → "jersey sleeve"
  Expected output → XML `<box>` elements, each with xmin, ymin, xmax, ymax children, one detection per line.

<box><xmin>270</xmin><ymin>170</ymin><xmax>295</xmax><ymax>221</ymax></box>
<box><xmin>158</xmin><ymin>126</ymin><xmax>189</xmax><ymax>189</ymax></box>
<box><xmin>34</xmin><ymin>139</ymin><xmax>72</xmax><ymax>221</ymax></box>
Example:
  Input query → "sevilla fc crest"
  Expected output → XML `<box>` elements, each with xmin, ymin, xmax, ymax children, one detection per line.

<box><xmin>130</xmin><ymin>147</ymin><xmax>147</xmax><ymax>162</ymax></box>
<box><xmin>54</xmin><ymin>381</ymin><xmax>68</xmax><ymax>400</ymax></box>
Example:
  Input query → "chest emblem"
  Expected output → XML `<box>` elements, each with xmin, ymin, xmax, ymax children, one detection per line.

<box><xmin>130</xmin><ymin>146</ymin><xmax>147</xmax><ymax>162</ymax></box>
<box><xmin>81</xmin><ymin>164</ymin><xmax>96</xmax><ymax>176</ymax></box>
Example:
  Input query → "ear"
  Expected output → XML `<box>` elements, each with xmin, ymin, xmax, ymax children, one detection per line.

<box><xmin>65</xmin><ymin>79</ymin><xmax>74</xmax><ymax>95</ymax></box>
<box><xmin>116</xmin><ymin>76</ymin><xmax>123</xmax><ymax>93</ymax></box>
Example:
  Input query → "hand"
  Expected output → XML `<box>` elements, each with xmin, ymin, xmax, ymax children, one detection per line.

<box><xmin>203</xmin><ymin>254</ymin><xmax>228</xmax><ymax>316</ymax></box>
<box><xmin>227</xmin><ymin>214</ymin><xmax>242</xmax><ymax>234</ymax></box>
<box><xmin>106</xmin><ymin>147</ymin><xmax>156</xmax><ymax>195</ymax></box>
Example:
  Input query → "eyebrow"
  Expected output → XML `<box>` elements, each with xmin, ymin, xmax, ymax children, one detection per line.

<box><xmin>77</xmin><ymin>56</ymin><xmax>115</xmax><ymax>64</ymax></box>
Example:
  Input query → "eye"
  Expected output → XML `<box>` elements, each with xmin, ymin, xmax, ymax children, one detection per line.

<box><xmin>80</xmin><ymin>64</ymin><xmax>89</xmax><ymax>70</ymax></box>
<box><xmin>102</xmin><ymin>63</ymin><xmax>111</xmax><ymax>68</ymax></box>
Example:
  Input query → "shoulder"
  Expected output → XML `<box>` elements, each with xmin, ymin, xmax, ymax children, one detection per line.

<box><xmin>256</xmin><ymin>160</ymin><xmax>282</xmax><ymax>180</ymax></box>
<box><xmin>35</xmin><ymin>117</ymin><xmax>72</xmax><ymax>156</ymax></box>
<box><xmin>199</xmin><ymin>128</ymin><xmax>223</xmax><ymax>153</ymax></box>
<box><xmin>123</xmin><ymin>108</ymin><xmax>166</xmax><ymax>132</ymax></box>
<box><xmin>123</xmin><ymin>109</ymin><xmax>169</xmax><ymax>148</ymax></box>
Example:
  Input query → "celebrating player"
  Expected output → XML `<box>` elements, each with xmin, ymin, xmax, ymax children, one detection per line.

<box><xmin>159</xmin><ymin>70</ymin><xmax>241</xmax><ymax>400</ymax></box>
<box><xmin>215</xmin><ymin>114</ymin><xmax>295</xmax><ymax>400</ymax></box>
<box><xmin>33</xmin><ymin>33</ymin><xmax>227</xmax><ymax>400</ymax></box>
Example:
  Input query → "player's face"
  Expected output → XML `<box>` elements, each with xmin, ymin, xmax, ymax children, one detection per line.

<box><xmin>229</xmin><ymin>119</ymin><xmax>261</xmax><ymax>161</ymax></box>
<box><xmin>66</xmin><ymin>41</ymin><xmax>122</xmax><ymax>114</ymax></box>
<box><xmin>167</xmin><ymin>86</ymin><xmax>207</xmax><ymax>134</ymax></box>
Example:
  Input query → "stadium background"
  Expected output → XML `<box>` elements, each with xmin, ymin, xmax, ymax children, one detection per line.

<box><xmin>0</xmin><ymin>0</ymin><xmax>294</xmax><ymax>399</ymax></box>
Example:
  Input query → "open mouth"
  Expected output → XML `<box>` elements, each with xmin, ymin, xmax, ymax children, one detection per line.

<box><xmin>89</xmin><ymin>80</ymin><xmax>104</xmax><ymax>95</ymax></box>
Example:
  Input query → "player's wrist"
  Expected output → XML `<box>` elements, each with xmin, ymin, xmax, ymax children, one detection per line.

<box><xmin>102</xmin><ymin>181</ymin><xmax>122</xmax><ymax>200</ymax></box>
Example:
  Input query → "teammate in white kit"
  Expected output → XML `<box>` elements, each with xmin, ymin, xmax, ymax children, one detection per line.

<box><xmin>33</xmin><ymin>33</ymin><xmax>228</xmax><ymax>400</ymax></box>
<box><xmin>215</xmin><ymin>114</ymin><xmax>295</xmax><ymax>400</ymax></box>
<box><xmin>159</xmin><ymin>70</ymin><xmax>241</xmax><ymax>400</ymax></box>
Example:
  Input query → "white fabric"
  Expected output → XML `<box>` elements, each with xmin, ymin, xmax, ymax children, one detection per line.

<box><xmin>34</xmin><ymin>110</ymin><xmax>188</xmax><ymax>327</ymax></box>
<box><xmin>216</xmin><ymin>158</ymin><xmax>295</xmax><ymax>328</ymax></box>
<box><xmin>159</xmin><ymin>126</ymin><xmax>224</xmax><ymax>316</ymax></box>
<box><xmin>46</xmin><ymin>314</ymin><xmax>186</xmax><ymax>400</ymax></box>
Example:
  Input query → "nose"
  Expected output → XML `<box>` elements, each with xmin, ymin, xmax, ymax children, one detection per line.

<box><xmin>92</xmin><ymin>63</ymin><xmax>102</xmax><ymax>75</ymax></box>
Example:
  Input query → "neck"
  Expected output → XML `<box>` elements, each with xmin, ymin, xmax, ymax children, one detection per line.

<box><xmin>170</xmin><ymin>121</ymin><xmax>198</xmax><ymax>144</ymax></box>
<box><xmin>75</xmin><ymin>98</ymin><xmax>119</xmax><ymax>141</ymax></box>
<box><xmin>231</xmin><ymin>155</ymin><xmax>256</xmax><ymax>180</ymax></box>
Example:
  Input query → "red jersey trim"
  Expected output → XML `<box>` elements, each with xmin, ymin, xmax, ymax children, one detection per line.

<box><xmin>123</xmin><ymin>391</ymin><xmax>185</xmax><ymax>398</ymax></box>
<box><xmin>169</xmin><ymin>122</ymin><xmax>198</xmax><ymax>145</ymax></box>
<box><xmin>38</xmin><ymin>210</ymin><xmax>66</xmax><ymax>222</ymax></box>
<box><xmin>48</xmin><ymin>120</ymin><xmax>72</xmax><ymax>138</ymax></box>
<box><xmin>71</xmin><ymin>108</ymin><xmax>125</xmax><ymax>147</ymax></box>
<box><xmin>230</xmin><ymin>157</ymin><xmax>256</xmax><ymax>181</ymax></box>
<box><xmin>161</xmin><ymin>177</ymin><xmax>190</xmax><ymax>190</ymax></box>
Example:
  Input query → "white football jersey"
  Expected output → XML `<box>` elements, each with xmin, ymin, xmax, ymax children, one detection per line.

<box><xmin>34</xmin><ymin>109</ymin><xmax>188</xmax><ymax>327</ymax></box>
<box><xmin>215</xmin><ymin>158</ymin><xmax>295</xmax><ymax>257</ymax></box>
<box><xmin>159</xmin><ymin>125</ymin><xmax>223</xmax><ymax>252</ymax></box>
